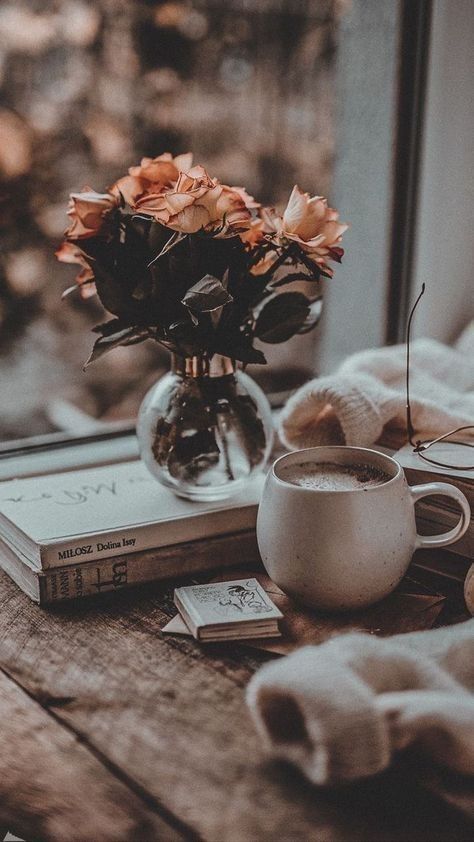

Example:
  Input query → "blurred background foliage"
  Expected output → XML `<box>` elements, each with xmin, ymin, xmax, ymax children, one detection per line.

<box><xmin>0</xmin><ymin>0</ymin><xmax>340</xmax><ymax>439</ymax></box>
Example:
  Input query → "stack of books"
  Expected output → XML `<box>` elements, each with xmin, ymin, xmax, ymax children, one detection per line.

<box><xmin>0</xmin><ymin>460</ymin><xmax>263</xmax><ymax>604</ymax></box>
<box><xmin>395</xmin><ymin>442</ymin><xmax>473</xmax><ymax>605</ymax></box>
<box><xmin>395</xmin><ymin>443</ymin><xmax>473</xmax><ymax>560</ymax></box>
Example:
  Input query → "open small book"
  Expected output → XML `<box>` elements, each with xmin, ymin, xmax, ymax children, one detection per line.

<box><xmin>174</xmin><ymin>578</ymin><xmax>282</xmax><ymax>641</ymax></box>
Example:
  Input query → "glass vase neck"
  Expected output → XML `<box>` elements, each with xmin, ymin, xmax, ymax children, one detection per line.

<box><xmin>171</xmin><ymin>353</ymin><xmax>236</xmax><ymax>378</ymax></box>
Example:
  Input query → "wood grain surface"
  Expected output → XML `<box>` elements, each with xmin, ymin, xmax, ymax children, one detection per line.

<box><xmin>0</xmin><ymin>569</ymin><xmax>472</xmax><ymax>842</ymax></box>
<box><xmin>0</xmin><ymin>670</ymin><xmax>183</xmax><ymax>842</ymax></box>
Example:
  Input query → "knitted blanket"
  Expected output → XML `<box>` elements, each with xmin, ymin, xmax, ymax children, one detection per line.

<box><xmin>247</xmin><ymin>620</ymin><xmax>474</xmax><ymax>818</ymax></box>
<box><xmin>279</xmin><ymin>322</ymin><xmax>474</xmax><ymax>450</ymax></box>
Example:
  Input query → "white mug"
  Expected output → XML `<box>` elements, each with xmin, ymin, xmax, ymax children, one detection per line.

<box><xmin>257</xmin><ymin>446</ymin><xmax>471</xmax><ymax>611</ymax></box>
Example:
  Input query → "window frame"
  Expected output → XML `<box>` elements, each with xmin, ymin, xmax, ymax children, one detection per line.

<box><xmin>0</xmin><ymin>0</ymin><xmax>443</xmax><ymax>452</ymax></box>
<box><xmin>319</xmin><ymin>0</ymin><xmax>433</xmax><ymax>372</ymax></box>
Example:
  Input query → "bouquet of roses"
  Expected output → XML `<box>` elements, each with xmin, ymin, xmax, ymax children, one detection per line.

<box><xmin>56</xmin><ymin>152</ymin><xmax>347</xmax><ymax>367</ymax></box>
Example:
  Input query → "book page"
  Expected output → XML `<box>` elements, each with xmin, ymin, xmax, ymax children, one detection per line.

<box><xmin>0</xmin><ymin>461</ymin><xmax>264</xmax><ymax>543</ymax></box>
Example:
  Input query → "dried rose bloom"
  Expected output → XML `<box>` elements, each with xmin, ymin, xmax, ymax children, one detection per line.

<box><xmin>65</xmin><ymin>188</ymin><xmax>119</xmax><ymax>239</ymax></box>
<box><xmin>55</xmin><ymin>242</ymin><xmax>96</xmax><ymax>298</ymax></box>
<box><xmin>280</xmin><ymin>185</ymin><xmax>348</xmax><ymax>276</ymax></box>
<box><xmin>134</xmin><ymin>165</ymin><xmax>252</xmax><ymax>236</ymax></box>
<box><xmin>55</xmin><ymin>152</ymin><xmax>348</xmax><ymax>370</ymax></box>
<box><xmin>113</xmin><ymin>152</ymin><xmax>193</xmax><ymax>206</ymax></box>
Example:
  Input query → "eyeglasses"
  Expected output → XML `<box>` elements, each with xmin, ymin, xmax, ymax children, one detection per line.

<box><xmin>406</xmin><ymin>283</ymin><xmax>474</xmax><ymax>470</ymax></box>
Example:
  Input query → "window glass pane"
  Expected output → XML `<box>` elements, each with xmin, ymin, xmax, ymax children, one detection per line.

<box><xmin>0</xmin><ymin>0</ymin><xmax>340</xmax><ymax>441</ymax></box>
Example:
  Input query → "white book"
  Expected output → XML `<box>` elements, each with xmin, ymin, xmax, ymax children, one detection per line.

<box><xmin>394</xmin><ymin>443</ymin><xmax>474</xmax><ymax>561</ymax></box>
<box><xmin>174</xmin><ymin>578</ymin><xmax>282</xmax><ymax>641</ymax></box>
<box><xmin>394</xmin><ymin>443</ymin><xmax>474</xmax><ymax>481</ymax></box>
<box><xmin>394</xmin><ymin>443</ymin><xmax>474</xmax><ymax>507</ymax></box>
<box><xmin>0</xmin><ymin>531</ymin><xmax>260</xmax><ymax>604</ymax></box>
<box><xmin>415</xmin><ymin>501</ymin><xmax>473</xmax><ymax>560</ymax></box>
<box><xmin>0</xmin><ymin>461</ymin><xmax>264</xmax><ymax>570</ymax></box>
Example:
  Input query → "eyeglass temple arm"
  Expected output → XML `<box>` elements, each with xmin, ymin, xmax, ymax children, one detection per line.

<box><xmin>421</xmin><ymin>425</ymin><xmax>474</xmax><ymax>451</ymax></box>
<box><xmin>405</xmin><ymin>283</ymin><xmax>425</xmax><ymax>448</ymax></box>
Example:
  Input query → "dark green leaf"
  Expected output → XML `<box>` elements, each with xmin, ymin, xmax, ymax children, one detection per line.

<box><xmin>148</xmin><ymin>230</ymin><xmax>186</xmax><ymax>267</ymax></box>
<box><xmin>164</xmin><ymin>319</ymin><xmax>201</xmax><ymax>357</ymax></box>
<box><xmin>148</xmin><ymin>220</ymin><xmax>173</xmax><ymax>255</ymax></box>
<box><xmin>270</xmin><ymin>271</ymin><xmax>321</xmax><ymax>288</ymax></box>
<box><xmin>82</xmin><ymin>223</ymin><xmax>152</xmax><ymax>321</ymax></box>
<box><xmin>91</xmin><ymin>318</ymin><xmax>127</xmax><ymax>336</ymax></box>
<box><xmin>90</xmin><ymin>260</ymin><xmax>127</xmax><ymax>317</ymax></box>
<box><xmin>298</xmin><ymin>295</ymin><xmax>323</xmax><ymax>334</ymax></box>
<box><xmin>255</xmin><ymin>292</ymin><xmax>311</xmax><ymax>344</ymax></box>
<box><xmin>213</xmin><ymin>327</ymin><xmax>267</xmax><ymax>364</ymax></box>
<box><xmin>233</xmin><ymin>343</ymin><xmax>266</xmax><ymax>365</ymax></box>
<box><xmin>293</xmin><ymin>249</ymin><xmax>323</xmax><ymax>277</ymax></box>
<box><xmin>182</xmin><ymin>275</ymin><xmax>233</xmax><ymax>313</ymax></box>
<box><xmin>84</xmin><ymin>326</ymin><xmax>153</xmax><ymax>368</ymax></box>
<box><xmin>215</xmin><ymin>340</ymin><xmax>266</xmax><ymax>365</ymax></box>
<box><xmin>128</xmin><ymin>214</ymin><xmax>152</xmax><ymax>240</ymax></box>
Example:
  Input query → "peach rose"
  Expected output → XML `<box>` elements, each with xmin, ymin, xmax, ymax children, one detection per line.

<box><xmin>230</xmin><ymin>186</ymin><xmax>263</xmax><ymax>244</ymax></box>
<box><xmin>130</xmin><ymin>151</ymin><xmax>193</xmax><ymax>182</ymax></box>
<box><xmin>281</xmin><ymin>186</ymin><xmax>348</xmax><ymax>276</ymax></box>
<box><xmin>240</xmin><ymin>217</ymin><xmax>265</xmax><ymax>249</ymax></box>
<box><xmin>244</xmin><ymin>207</ymin><xmax>281</xmax><ymax>263</ymax></box>
<box><xmin>241</xmin><ymin>204</ymin><xmax>285</xmax><ymax>259</ymax></box>
<box><xmin>134</xmin><ymin>165</ymin><xmax>252</xmax><ymax>235</ymax></box>
<box><xmin>113</xmin><ymin>151</ymin><xmax>193</xmax><ymax>206</ymax></box>
<box><xmin>65</xmin><ymin>187</ymin><xmax>119</xmax><ymax>239</ymax></box>
<box><xmin>55</xmin><ymin>242</ymin><xmax>96</xmax><ymax>298</ymax></box>
<box><xmin>230</xmin><ymin>185</ymin><xmax>260</xmax><ymax>211</ymax></box>
<box><xmin>213</xmin><ymin>185</ymin><xmax>253</xmax><ymax>235</ymax></box>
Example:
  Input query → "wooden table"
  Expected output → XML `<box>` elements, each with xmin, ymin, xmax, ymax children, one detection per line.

<box><xmin>0</xmin><ymin>563</ymin><xmax>472</xmax><ymax>842</ymax></box>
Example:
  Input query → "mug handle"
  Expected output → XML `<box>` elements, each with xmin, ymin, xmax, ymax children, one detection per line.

<box><xmin>410</xmin><ymin>482</ymin><xmax>471</xmax><ymax>549</ymax></box>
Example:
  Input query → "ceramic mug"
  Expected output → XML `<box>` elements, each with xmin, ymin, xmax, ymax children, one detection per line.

<box><xmin>256</xmin><ymin>446</ymin><xmax>471</xmax><ymax>611</ymax></box>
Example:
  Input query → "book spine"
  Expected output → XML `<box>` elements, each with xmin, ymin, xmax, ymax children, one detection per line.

<box><xmin>37</xmin><ymin>531</ymin><xmax>260</xmax><ymax>604</ymax></box>
<box><xmin>417</xmin><ymin>500</ymin><xmax>474</xmax><ymax>520</ymax></box>
<box><xmin>416</xmin><ymin>500</ymin><xmax>473</xmax><ymax>526</ymax></box>
<box><xmin>403</xmin><ymin>468</ymin><xmax>474</xmax><ymax>506</ymax></box>
<box><xmin>415</xmin><ymin>514</ymin><xmax>473</xmax><ymax>559</ymax></box>
<box><xmin>39</xmin><ymin>505</ymin><xmax>258</xmax><ymax>569</ymax></box>
<box><xmin>410</xmin><ymin>549</ymin><xmax>471</xmax><ymax>609</ymax></box>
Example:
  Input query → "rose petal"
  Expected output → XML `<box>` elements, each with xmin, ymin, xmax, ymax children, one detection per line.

<box><xmin>113</xmin><ymin>175</ymin><xmax>146</xmax><ymax>205</ymax></box>
<box><xmin>321</xmin><ymin>220</ymin><xmax>349</xmax><ymax>244</ymax></box>
<box><xmin>165</xmin><ymin>190</ymin><xmax>198</xmax><ymax>214</ymax></box>
<box><xmin>65</xmin><ymin>188</ymin><xmax>118</xmax><ymax>238</ymax></box>
<box><xmin>174</xmin><ymin>152</ymin><xmax>193</xmax><ymax>172</ymax></box>
<box><xmin>295</xmin><ymin>197</ymin><xmax>328</xmax><ymax>240</ymax></box>
<box><xmin>282</xmin><ymin>185</ymin><xmax>309</xmax><ymax>233</ymax></box>
<box><xmin>172</xmin><ymin>204</ymin><xmax>210</xmax><ymax>233</ymax></box>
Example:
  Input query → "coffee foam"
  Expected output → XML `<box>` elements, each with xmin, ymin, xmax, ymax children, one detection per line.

<box><xmin>279</xmin><ymin>461</ymin><xmax>391</xmax><ymax>491</ymax></box>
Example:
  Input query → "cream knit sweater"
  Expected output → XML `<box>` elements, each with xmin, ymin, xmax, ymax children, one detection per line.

<box><xmin>247</xmin><ymin>620</ymin><xmax>474</xmax><ymax>817</ymax></box>
<box><xmin>252</xmin><ymin>329</ymin><xmax>474</xmax><ymax>815</ymax></box>
<box><xmin>279</xmin><ymin>322</ymin><xmax>474</xmax><ymax>450</ymax></box>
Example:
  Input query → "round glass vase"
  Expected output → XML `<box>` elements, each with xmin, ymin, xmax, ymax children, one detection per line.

<box><xmin>137</xmin><ymin>354</ymin><xmax>274</xmax><ymax>502</ymax></box>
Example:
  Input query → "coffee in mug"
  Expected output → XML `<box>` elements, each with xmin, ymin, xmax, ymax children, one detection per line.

<box><xmin>278</xmin><ymin>461</ymin><xmax>391</xmax><ymax>492</ymax></box>
<box><xmin>257</xmin><ymin>446</ymin><xmax>471</xmax><ymax>612</ymax></box>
